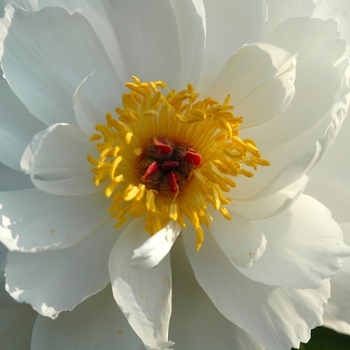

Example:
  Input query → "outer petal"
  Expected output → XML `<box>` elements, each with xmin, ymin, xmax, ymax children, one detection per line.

<box><xmin>31</xmin><ymin>285</ymin><xmax>144</xmax><ymax>350</ymax></box>
<box><xmin>40</xmin><ymin>0</ymin><xmax>184</xmax><ymax>89</ymax></box>
<box><xmin>0</xmin><ymin>79</ymin><xmax>45</xmax><ymax>171</ymax></box>
<box><xmin>199</xmin><ymin>0</ymin><xmax>267</xmax><ymax>89</ymax></box>
<box><xmin>264</xmin><ymin>0</ymin><xmax>315</xmax><ymax>34</ymax></box>
<box><xmin>131</xmin><ymin>220</ymin><xmax>181</xmax><ymax>270</ymax></box>
<box><xmin>323</xmin><ymin>317</ymin><xmax>350</xmax><ymax>336</ymax></box>
<box><xmin>210</xmin><ymin>43</ymin><xmax>296</xmax><ymax>128</ymax></box>
<box><xmin>109</xmin><ymin>218</ymin><xmax>174</xmax><ymax>350</ymax></box>
<box><xmin>209</xmin><ymin>211</ymin><xmax>266</xmax><ymax>268</ymax></box>
<box><xmin>249</xmin><ymin>117</ymin><xmax>333</xmax><ymax>198</ymax></box>
<box><xmin>306</xmin><ymin>175</ymin><xmax>350</xmax><ymax>228</ymax></box>
<box><xmin>183</xmin><ymin>226</ymin><xmax>330</xmax><ymax>350</ymax></box>
<box><xmin>313</xmin><ymin>0</ymin><xmax>350</xmax><ymax>39</ymax></box>
<box><xmin>234</xmin><ymin>89</ymin><xmax>348</xmax><ymax>201</ymax></box>
<box><xmin>324</xmin><ymin>252</ymin><xmax>350</xmax><ymax>333</ymax></box>
<box><xmin>0</xmin><ymin>188</ymin><xmax>110</xmax><ymax>252</ymax></box>
<box><xmin>232</xmin><ymin>17</ymin><xmax>350</xmax><ymax>201</ymax></box>
<box><xmin>236</xmin><ymin>195</ymin><xmax>350</xmax><ymax>289</ymax></box>
<box><xmin>169</xmin><ymin>236</ymin><xmax>265</xmax><ymax>350</ymax></box>
<box><xmin>305</xmin><ymin>175</ymin><xmax>350</xmax><ymax>329</ymax></box>
<box><xmin>73</xmin><ymin>73</ymin><xmax>111</xmax><ymax>136</ymax></box>
<box><xmin>0</xmin><ymin>5</ymin><xmax>122</xmax><ymax>126</ymax></box>
<box><xmin>168</xmin><ymin>0</ymin><xmax>206</xmax><ymax>87</ymax></box>
<box><xmin>102</xmin><ymin>0</ymin><xmax>182</xmax><ymax>89</ymax></box>
<box><xmin>307</xmin><ymin>107</ymin><xmax>350</xmax><ymax>187</ymax></box>
<box><xmin>1</xmin><ymin>0</ymin><xmax>38</xmax><ymax>11</ymax></box>
<box><xmin>38</xmin><ymin>0</ymin><xmax>129</xmax><ymax>83</ymax></box>
<box><xmin>21</xmin><ymin>123</ymin><xmax>99</xmax><ymax>196</ymax></box>
<box><xmin>0</xmin><ymin>163</ymin><xmax>33</xmax><ymax>191</ymax></box>
<box><xmin>255</xmin><ymin>17</ymin><xmax>348</xmax><ymax>151</ymax></box>
<box><xmin>4</xmin><ymin>220</ymin><xmax>118</xmax><ymax>318</ymax></box>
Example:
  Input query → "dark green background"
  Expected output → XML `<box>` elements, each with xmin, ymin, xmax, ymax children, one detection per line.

<box><xmin>293</xmin><ymin>327</ymin><xmax>350</xmax><ymax>350</ymax></box>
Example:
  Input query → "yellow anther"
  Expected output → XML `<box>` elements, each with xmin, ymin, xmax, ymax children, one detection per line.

<box><xmin>86</xmin><ymin>155</ymin><xmax>98</xmax><ymax>165</ymax></box>
<box><xmin>110</xmin><ymin>156</ymin><xmax>122</xmax><ymax>179</ymax></box>
<box><xmin>135</xmin><ymin>184</ymin><xmax>146</xmax><ymax>201</ymax></box>
<box><xmin>240</xmin><ymin>168</ymin><xmax>254</xmax><ymax>177</ymax></box>
<box><xmin>169</xmin><ymin>203</ymin><xmax>178</xmax><ymax>221</ymax></box>
<box><xmin>90</xmin><ymin>134</ymin><xmax>102</xmax><ymax>142</ymax></box>
<box><xmin>219</xmin><ymin>117</ymin><xmax>233</xmax><ymax>139</ymax></box>
<box><xmin>245</xmin><ymin>142</ymin><xmax>261</xmax><ymax>158</ymax></box>
<box><xmin>196</xmin><ymin>226</ymin><xmax>204</xmax><ymax>251</ymax></box>
<box><xmin>220</xmin><ymin>207</ymin><xmax>232</xmax><ymax>220</ymax></box>
<box><xmin>143</xmin><ymin>110</ymin><xmax>159</xmax><ymax>117</ymax></box>
<box><xmin>124</xmin><ymin>184</ymin><xmax>139</xmax><ymax>201</ymax></box>
<box><xmin>133</xmin><ymin>148</ymin><xmax>142</xmax><ymax>156</ymax></box>
<box><xmin>125</xmin><ymin>132</ymin><xmax>133</xmax><ymax>144</ymax></box>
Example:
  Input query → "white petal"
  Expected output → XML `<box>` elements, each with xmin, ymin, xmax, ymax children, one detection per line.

<box><xmin>237</xmin><ymin>19</ymin><xmax>350</xmax><ymax>200</ymax></box>
<box><xmin>72</xmin><ymin>71</ymin><xmax>125</xmax><ymax>136</ymax></box>
<box><xmin>323</xmin><ymin>317</ymin><xmax>350</xmax><ymax>336</ymax></box>
<box><xmin>231</xmin><ymin>138</ymin><xmax>321</xmax><ymax>201</ymax></box>
<box><xmin>5</xmin><ymin>220</ymin><xmax>118</xmax><ymax>319</ymax></box>
<box><xmin>313</xmin><ymin>0</ymin><xmax>350</xmax><ymax>39</ymax></box>
<box><xmin>38</xmin><ymin>0</ymin><xmax>129</xmax><ymax>82</ymax></box>
<box><xmin>228</xmin><ymin>175</ymin><xmax>309</xmax><ymax>220</ymax></box>
<box><xmin>1</xmin><ymin>5</ymin><xmax>121</xmax><ymax>125</ymax></box>
<box><xmin>73</xmin><ymin>73</ymin><xmax>106</xmax><ymax>136</ymax></box>
<box><xmin>21</xmin><ymin>123</ymin><xmax>99</xmax><ymax>196</ymax></box>
<box><xmin>325</xmin><ymin>254</ymin><xmax>350</xmax><ymax>329</ymax></box>
<box><xmin>308</xmin><ymin>108</ymin><xmax>350</xmax><ymax>188</ymax></box>
<box><xmin>31</xmin><ymin>285</ymin><xmax>145</xmax><ymax>350</ymax></box>
<box><xmin>109</xmin><ymin>218</ymin><xmax>174</xmax><ymax>350</ymax></box>
<box><xmin>183</xmin><ymin>226</ymin><xmax>330</xmax><ymax>350</ymax></box>
<box><xmin>198</xmin><ymin>0</ymin><xmax>267</xmax><ymax>89</ymax></box>
<box><xmin>305</xmin><ymin>175</ymin><xmax>350</xmax><ymax>328</ymax></box>
<box><xmin>211</xmin><ymin>43</ymin><xmax>296</xmax><ymax>128</ymax></box>
<box><xmin>131</xmin><ymin>220</ymin><xmax>181</xmax><ymax>270</ymax></box>
<box><xmin>169</xmin><ymin>236</ymin><xmax>265</xmax><ymax>350</ymax></box>
<box><xmin>264</xmin><ymin>0</ymin><xmax>315</xmax><ymax>34</ymax></box>
<box><xmin>234</xmin><ymin>100</ymin><xmax>346</xmax><ymax>201</ymax></box>
<box><xmin>42</xmin><ymin>0</ymin><xmax>183</xmax><ymax>89</ymax></box>
<box><xmin>253</xmin><ymin>17</ymin><xmax>348</xmax><ymax>151</ymax></box>
<box><xmin>72</xmin><ymin>69</ymin><xmax>125</xmax><ymax>136</ymax></box>
<box><xmin>2</xmin><ymin>0</ymin><xmax>38</xmax><ymax>11</ymax></box>
<box><xmin>0</xmin><ymin>188</ymin><xmax>110</xmax><ymax>252</ymax></box>
<box><xmin>0</xmin><ymin>163</ymin><xmax>33</xmax><ymax>191</ymax></box>
<box><xmin>169</xmin><ymin>0</ymin><xmax>206</xmax><ymax>87</ymax></box>
<box><xmin>104</xmin><ymin>0</ymin><xmax>182</xmax><ymax>89</ymax></box>
<box><xmin>210</xmin><ymin>210</ymin><xmax>266</xmax><ymax>268</ymax></box>
<box><xmin>0</xmin><ymin>79</ymin><xmax>45</xmax><ymax>170</ymax></box>
<box><xmin>306</xmin><ymin>175</ymin><xmax>350</xmax><ymax>227</ymax></box>
<box><xmin>236</xmin><ymin>195</ymin><xmax>350</xmax><ymax>289</ymax></box>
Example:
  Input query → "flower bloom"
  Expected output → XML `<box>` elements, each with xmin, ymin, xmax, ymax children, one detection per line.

<box><xmin>0</xmin><ymin>1</ymin><xmax>350</xmax><ymax>349</ymax></box>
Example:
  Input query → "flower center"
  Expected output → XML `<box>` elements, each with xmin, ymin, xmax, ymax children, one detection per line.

<box><xmin>87</xmin><ymin>76</ymin><xmax>269</xmax><ymax>249</ymax></box>
<box><xmin>138</xmin><ymin>136</ymin><xmax>201</xmax><ymax>195</ymax></box>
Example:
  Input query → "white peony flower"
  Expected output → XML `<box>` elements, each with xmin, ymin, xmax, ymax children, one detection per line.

<box><xmin>0</xmin><ymin>1</ymin><xmax>349</xmax><ymax>349</ymax></box>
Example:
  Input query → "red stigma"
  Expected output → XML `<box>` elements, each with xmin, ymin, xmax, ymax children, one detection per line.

<box><xmin>153</xmin><ymin>137</ymin><xmax>172</xmax><ymax>154</ymax></box>
<box><xmin>185</xmin><ymin>149</ymin><xmax>202</xmax><ymax>166</ymax></box>
<box><xmin>141</xmin><ymin>162</ymin><xmax>158</xmax><ymax>182</ymax></box>
<box><xmin>169</xmin><ymin>172</ymin><xmax>179</xmax><ymax>193</ymax></box>
<box><xmin>161</xmin><ymin>161</ymin><xmax>179</xmax><ymax>171</ymax></box>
